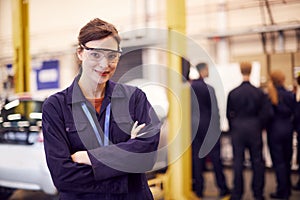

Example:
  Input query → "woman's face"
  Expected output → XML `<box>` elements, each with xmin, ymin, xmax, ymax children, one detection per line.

<box><xmin>77</xmin><ymin>36</ymin><xmax>120</xmax><ymax>85</ymax></box>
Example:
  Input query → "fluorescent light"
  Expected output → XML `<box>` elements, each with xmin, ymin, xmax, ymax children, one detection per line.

<box><xmin>36</xmin><ymin>121</ymin><xmax>42</xmax><ymax>127</ymax></box>
<box><xmin>7</xmin><ymin>114</ymin><xmax>21</xmax><ymax>121</ymax></box>
<box><xmin>17</xmin><ymin>121</ymin><xmax>30</xmax><ymax>127</ymax></box>
<box><xmin>4</xmin><ymin>99</ymin><xmax>20</xmax><ymax>110</ymax></box>
<box><xmin>29</xmin><ymin>112</ymin><xmax>42</xmax><ymax>119</ymax></box>
<box><xmin>2</xmin><ymin>122</ymin><xmax>11</xmax><ymax>127</ymax></box>
<box><xmin>29</xmin><ymin>126</ymin><xmax>40</xmax><ymax>132</ymax></box>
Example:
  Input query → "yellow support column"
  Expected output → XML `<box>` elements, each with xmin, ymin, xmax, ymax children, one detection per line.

<box><xmin>12</xmin><ymin>0</ymin><xmax>31</xmax><ymax>93</ymax></box>
<box><xmin>166</xmin><ymin>0</ymin><xmax>192</xmax><ymax>199</ymax></box>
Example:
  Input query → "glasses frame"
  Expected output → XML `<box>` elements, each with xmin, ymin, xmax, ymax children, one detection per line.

<box><xmin>80</xmin><ymin>44</ymin><xmax>122</xmax><ymax>54</ymax></box>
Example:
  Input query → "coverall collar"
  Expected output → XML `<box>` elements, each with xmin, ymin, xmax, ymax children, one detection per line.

<box><xmin>65</xmin><ymin>74</ymin><xmax>128</xmax><ymax>108</ymax></box>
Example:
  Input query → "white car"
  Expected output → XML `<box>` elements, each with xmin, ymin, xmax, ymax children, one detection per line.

<box><xmin>0</xmin><ymin>94</ymin><xmax>56</xmax><ymax>195</ymax></box>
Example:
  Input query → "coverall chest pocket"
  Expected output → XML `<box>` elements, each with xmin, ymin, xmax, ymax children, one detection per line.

<box><xmin>65</xmin><ymin>122</ymin><xmax>89</xmax><ymax>152</ymax></box>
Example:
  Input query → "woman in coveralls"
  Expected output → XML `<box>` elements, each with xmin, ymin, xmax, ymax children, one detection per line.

<box><xmin>42</xmin><ymin>18</ymin><xmax>161</xmax><ymax>200</ymax></box>
<box><xmin>267</xmin><ymin>70</ymin><xmax>296</xmax><ymax>199</ymax></box>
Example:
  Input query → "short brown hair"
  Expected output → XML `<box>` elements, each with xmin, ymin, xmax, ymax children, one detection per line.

<box><xmin>240</xmin><ymin>62</ymin><xmax>252</xmax><ymax>75</ymax></box>
<box><xmin>195</xmin><ymin>63</ymin><xmax>207</xmax><ymax>72</ymax></box>
<box><xmin>77</xmin><ymin>18</ymin><xmax>120</xmax><ymax>47</ymax></box>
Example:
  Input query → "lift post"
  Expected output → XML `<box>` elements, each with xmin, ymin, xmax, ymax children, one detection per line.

<box><xmin>12</xmin><ymin>0</ymin><xmax>31</xmax><ymax>93</ymax></box>
<box><xmin>165</xmin><ymin>0</ymin><xmax>193</xmax><ymax>199</ymax></box>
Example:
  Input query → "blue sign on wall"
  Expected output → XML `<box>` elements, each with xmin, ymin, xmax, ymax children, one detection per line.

<box><xmin>36</xmin><ymin>60</ymin><xmax>60</xmax><ymax>90</ymax></box>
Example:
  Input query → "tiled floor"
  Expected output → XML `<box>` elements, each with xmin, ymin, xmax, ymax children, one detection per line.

<box><xmin>199</xmin><ymin>168</ymin><xmax>300</xmax><ymax>200</ymax></box>
<box><xmin>4</xmin><ymin>168</ymin><xmax>300</xmax><ymax>200</ymax></box>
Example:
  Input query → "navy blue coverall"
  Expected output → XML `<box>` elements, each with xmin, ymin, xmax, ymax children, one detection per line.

<box><xmin>42</xmin><ymin>76</ymin><xmax>161</xmax><ymax>200</ymax></box>
<box><xmin>191</xmin><ymin>78</ymin><xmax>229</xmax><ymax>197</ymax></box>
<box><xmin>227</xmin><ymin>81</ymin><xmax>272</xmax><ymax>200</ymax></box>
<box><xmin>266</xmin><ymin>86</ymin><xmax>296</xmax><ymax>198</ymax></box>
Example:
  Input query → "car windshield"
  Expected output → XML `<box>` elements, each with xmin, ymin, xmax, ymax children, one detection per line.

<box><xmin>1</xmin><ymin>99</ymin><xmax>43</xmax><ymax>121</ymax></box>
<box><xmin>0</xmin><ymin>98</ymin><xmax>44</xmax><ymax>144</ymax></box>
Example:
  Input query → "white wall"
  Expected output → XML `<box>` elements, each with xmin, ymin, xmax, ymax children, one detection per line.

<box><xmin>0</xmin><ymin>0</ymin><xmax>300</xmax><ymax>91</ymax></box>
<box><xmin>1</xmin><ymin>0</ymin><xmax>299</xmax><ymax>59</ymax></box>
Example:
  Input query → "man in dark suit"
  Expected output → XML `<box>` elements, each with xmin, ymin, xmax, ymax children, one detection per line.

<box><xmin>227</xmin><ymin>62</ymin><xmax>271</xmax><ymax>200</ymax></box>
<box><xmin>191</xmin><ymin>62</ymin><xmax>230</xmax><ymax>198</ymax></box>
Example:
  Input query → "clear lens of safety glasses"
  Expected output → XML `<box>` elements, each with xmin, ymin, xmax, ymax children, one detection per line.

<box><xmin>87</xmin><ymin>50</ymin><xmax>121</xmax><ymax>63</ymax></box>
<box><xmin>80</xmin><ymin>44</ymin><xmax>122</xmax><ymax>63</ymax></box>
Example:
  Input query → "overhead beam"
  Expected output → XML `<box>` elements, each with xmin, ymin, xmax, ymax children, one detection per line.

<box><xmin>203</xmin><ymin>23</ymin><xmax>300</xmax><ymax>39</ymax></box>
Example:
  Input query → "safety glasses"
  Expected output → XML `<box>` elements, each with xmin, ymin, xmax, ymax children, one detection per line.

<box><xmin>80</xmin><ymin>44</ymin><xmax>122</xmax><ymax>64</ymax></box>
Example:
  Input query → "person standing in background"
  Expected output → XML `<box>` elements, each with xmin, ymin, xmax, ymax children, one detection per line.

<box><xmin>292</xmin><ymin>74</ymin><xmax>300</xmax><ymax>191</ymax></box>
<box><xmin>191</xmin><ymin>62</ymin><xmax>230</xmax><ymax>199</ymax></box>
<box><xmin>227</xmin><ymin>62</ymin><xmax>271</xmax><ymax>200</ymax></box>
<box><xmin>266</xmin><ymin>70</ymin><xmax>296</xmax><ymax>199</ymax></box>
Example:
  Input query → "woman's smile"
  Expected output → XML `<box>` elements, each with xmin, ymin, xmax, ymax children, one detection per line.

<box><xmin>93</xmin><ymin>68</ymin><xmax>110</xmax><ymax>76</ymax></box>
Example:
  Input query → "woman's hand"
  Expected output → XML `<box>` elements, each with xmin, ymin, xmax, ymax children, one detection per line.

<box><xmin>71</xmin><ymin>122</ymin><xmax>145</xmax><ymax>165</ymax></box>
<box><xmin>131</xmin><ymin>121</ymin><xmax>146</xmax><ymax>139</ymax></box>
<box><xmin>71</xmin><ymin>151</ymin><xmax>91</xmax><ymax>165</ymax></box>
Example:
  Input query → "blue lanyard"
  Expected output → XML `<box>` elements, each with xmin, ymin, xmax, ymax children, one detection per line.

<box><xmin>81</xmin><ymin>102</ymin><xmax>111</xmax><ymax>147</ymax></box>
<box><xmin>104</xmin><ymin>103</ymin><xmax>111</xmax><ymax>146</ymax></box>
